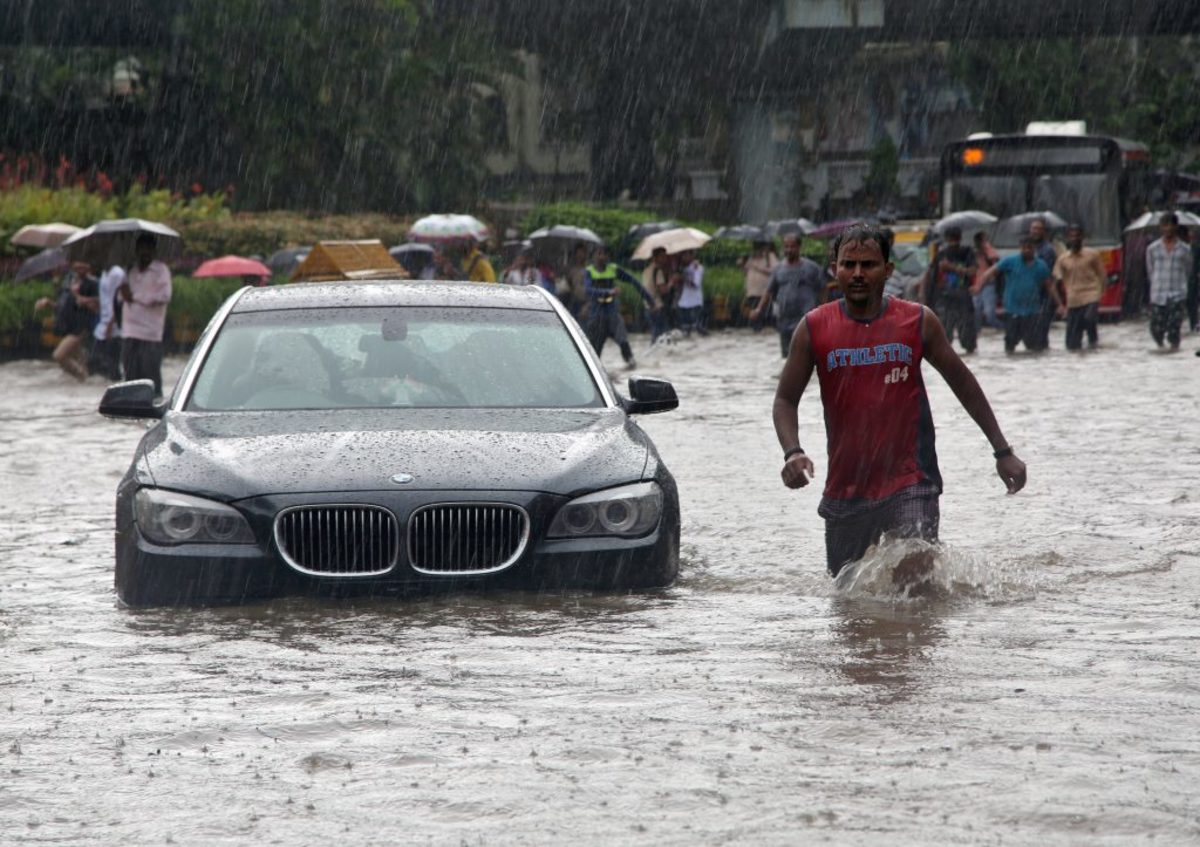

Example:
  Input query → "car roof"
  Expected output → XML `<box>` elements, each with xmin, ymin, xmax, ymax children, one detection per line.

<box><xmin>230</xmin><ymin>279</ymin><xmax>557</xmax><ymax>313</ymax></box>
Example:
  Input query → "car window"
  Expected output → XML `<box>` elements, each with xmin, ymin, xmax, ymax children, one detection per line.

<box><xmin>187</xmin><ymin>306</ymin><xmax>604</xmax><ymax>411</ymax></box>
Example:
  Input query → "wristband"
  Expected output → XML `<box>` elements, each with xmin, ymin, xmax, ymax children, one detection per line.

<box><xmin>783</xmin><ymin>446</ymin><xmax>806</xmax><ymax>462</ymax></box>
<box><xmin>993</xmin><ymin>445</ymin><xmax>1013</xmax><ymax>460</ymax></box>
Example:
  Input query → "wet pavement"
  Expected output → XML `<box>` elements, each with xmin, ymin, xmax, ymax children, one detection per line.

<box><xmin>1</xmin><ymin>319</ymin><xmax>1198</xmax><ymax>845</ymax></box>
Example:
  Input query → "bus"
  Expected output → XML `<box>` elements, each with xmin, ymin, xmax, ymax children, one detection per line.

<box><xmin>940</xmin><ymin>130</ymin><xmax>1152</xmax><ymax>316</ymax></box>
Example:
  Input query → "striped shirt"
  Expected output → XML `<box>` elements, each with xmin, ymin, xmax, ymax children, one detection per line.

<box><xmin>1146</xmin><ymin>238</ymin><xmax>1193</xmax><ymax>306</ymax></box>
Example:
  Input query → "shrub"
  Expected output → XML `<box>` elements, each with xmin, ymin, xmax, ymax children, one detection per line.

<box><xmin>0</xmin><ymin>280</ymin><xmax>55</xmax><ymax>337</ymax></box>
<box><xmin>178</xmin><ymin>211</ymin><xmax>411</xmax><ymax>262</ymax></box>
<box><xmin>167</xmin><ymin>275</ymin><xmax>246</xmax><ymax>343</ymax></box>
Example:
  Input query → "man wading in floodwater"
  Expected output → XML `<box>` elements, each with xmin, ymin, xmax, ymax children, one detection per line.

<box><xmin>770</xmin><ymin>225</ymin><xmax>1027</xmax><ymax>586</ymax></box>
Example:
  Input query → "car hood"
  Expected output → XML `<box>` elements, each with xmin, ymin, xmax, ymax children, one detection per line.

<box><xmin>140</xmin><ymin>407</ymin><xmax>651</xmax><ymax>501</ymax></box>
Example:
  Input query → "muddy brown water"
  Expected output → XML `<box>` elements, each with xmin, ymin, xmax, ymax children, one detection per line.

<box><xmin>1</xmin><ymin>320</ymin><xmax>1198</xmax><ymax>845</ymax></box>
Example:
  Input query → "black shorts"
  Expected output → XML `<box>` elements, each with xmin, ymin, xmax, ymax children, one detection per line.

<box><xmin>819</xmin><ymin>483</ymin><xmax>940</xmax><ymax>576</ymax></box>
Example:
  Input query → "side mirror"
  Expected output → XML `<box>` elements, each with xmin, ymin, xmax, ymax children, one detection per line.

<box><xmin>99</xmin><ymin>380</ymin><xmax>166</xmax><ymax>419</ymax></box>
<box><xmin>624</xmin><ymin>376</ymin><xmax>678</xmax><ymax>415</ymax></box>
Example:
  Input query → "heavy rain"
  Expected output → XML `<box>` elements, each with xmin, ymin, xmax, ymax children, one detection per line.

<box><xmin>2</xmin><ymin>1</ymin><xmax>1200</xmax><ymax>844</ymax></box>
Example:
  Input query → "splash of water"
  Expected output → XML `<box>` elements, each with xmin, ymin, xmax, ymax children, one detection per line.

<box><xmin>833</xmin><ymin>534</ymin><xmax>1041</xmax><ymax>603</ymax></box>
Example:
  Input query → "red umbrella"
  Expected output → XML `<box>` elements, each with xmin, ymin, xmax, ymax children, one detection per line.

<box><xmin>193</xmin><ymin>255</ymin><xmax>272</xmax><ymax>278</ymax></box>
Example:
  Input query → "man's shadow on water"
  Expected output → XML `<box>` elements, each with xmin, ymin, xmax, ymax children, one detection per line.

<box><xmin>828</xmin><ymin>597</ymin><xmax>948</xmax><ymax>704</ymax></box>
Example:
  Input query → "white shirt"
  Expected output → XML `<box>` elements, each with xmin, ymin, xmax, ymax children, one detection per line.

<box><xmin>95</xmin><ymin>265</ymin><xmax>126</xmax><ymax>341</ymax></box>
<box><xmin>676</xmin><ymin>260</ymin><xmax>705</xmax><ymax>309</ymax></box>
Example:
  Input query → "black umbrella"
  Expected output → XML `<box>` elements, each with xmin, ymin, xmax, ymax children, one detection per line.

<box><xmin>15</xmin><ymin>247</ymin><xmax>69</xmax><ymax>283</ymax></box>
<box><xmin>991</xmin><ymin>211</ymin><xmax>1068</xmax><ymax>246</ymax></box>
<box><xmin>61</xmin><ymin>218</ymin><xmax>182</xmax><ymax>267</ymax></box>
<box><xmin>625</xmin><ymin>220</ymin><xmax>678</xmax><ymax>242</ymax></box>
<box><xmin>713</xmin><ymin>224</ymin><xmax>768</xmax><ymax>242</ymax></box>
<box><xmin>267</xmin><ymin>246</ymin><xmax>311</xmax><ymax>274</ymax></box>
<box><xmin>931</xmin><ymin>210</ymin><xmax>998</xmax><ymax>239</ymax></box>
<box><xmin>763</xmin><ymin>218</ymin><xmax>816</xmax><ymax>239</ymax></box>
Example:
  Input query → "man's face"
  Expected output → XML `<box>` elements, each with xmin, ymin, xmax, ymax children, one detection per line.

<box><xmin>594</xmin><ymin>248</ymin><xmax>609</xmax><ymax>266</ymax></box>
<box><xmin>652</xmin><ymin>251</ymin><xmax>668</xmax><ymax>268</ymax></box>
<box><xmin>1029</xmin><ymin>220</ymin><xmax>1046</xmax><ymax>241</ymax></box>
<box><xmin>1066</xmin><ymin>227</ymin><xmax>1083</xmax><ymax>250</ymax></box>
<box><xmin>1020</xmin><ymin>242</ymin><xmax>1036</xmax><ymax>262</ymax></box>
<box><xmin>136</xmin><ymin>240</ymin><xmax>155</xmax><ymax>267</ymax></box>
<box><xmin>834</xmin><ymin>238</ymin><xmax>892</xmax><ymax>307</ymax></box>
<box><xmin>782</xmin><ymin>236</ymin><xmax>800</xmax><ymax>261</ymax></box>
<box><xmin>1160</xmin><ymin>220</ymin><xmax>1177</xmax><ymax>240</ymax></box>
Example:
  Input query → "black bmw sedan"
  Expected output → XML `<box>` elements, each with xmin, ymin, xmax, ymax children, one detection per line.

<box><xmin>99</xmin><ymin>281</ymin><xmax>680</xmax><ymax>606</ymax></box>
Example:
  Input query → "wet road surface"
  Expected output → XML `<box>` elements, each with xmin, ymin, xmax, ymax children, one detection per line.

<box><xmin>2</xmin><ymin>319</ymin><xmax>1198</xmax><ymax>844</ymax></box>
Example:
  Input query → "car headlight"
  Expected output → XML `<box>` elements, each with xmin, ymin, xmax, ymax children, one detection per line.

<box><xmin>134</xmin><ymin>488</ymin><xmax>255</xmax><ymax>545</ymax></box>
<box><xmin>547</xmin><ymin>482</ymin><xmax>662</xmax><ymax>539</ymax></box>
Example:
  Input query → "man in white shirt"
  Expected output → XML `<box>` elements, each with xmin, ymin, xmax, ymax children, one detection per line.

<box><xmin>89</xmin><ymin>263</ymin><xmax>126</xmax><ymax>380</ymax></box>
<box><xmin>675</xmin><ymin>250</ymin><xmax>707</xmax><ymax>337</ymax></box>
<box><xmin>118</xmin><ymin>234</ymin><xmax>173</xmax><ymax>395</ymax></box>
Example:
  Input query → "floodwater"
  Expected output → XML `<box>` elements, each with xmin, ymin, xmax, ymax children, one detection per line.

<box><xmin>1</xmin><ymin>319</ymin><xmax>1198</xmax><ymax>845</ymax></box>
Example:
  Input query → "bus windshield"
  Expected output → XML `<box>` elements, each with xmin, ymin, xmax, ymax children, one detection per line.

<box><xmin>942</xmin><ymin>134</ymin><xmax>1145</xmax><ymax>246</ymax></box>
<box><xmin>949</xmin><ymin>170</ymin><xmax>1121</xmax><ymax>246</ymax></box>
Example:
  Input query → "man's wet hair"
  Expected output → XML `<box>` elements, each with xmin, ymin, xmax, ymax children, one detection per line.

<box><xmin>1161</xmin><ymin>211</ymin><xmax>1179</xmax><ymax>226</ymax></box>
<box><xmin>830</xmin><ymin>223</ymin><xmax>891</xmax><ymax>263</ymax></box>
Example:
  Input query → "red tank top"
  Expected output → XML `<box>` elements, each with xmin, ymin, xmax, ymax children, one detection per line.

<box><xmin>806</xmin><ymin>297</ymin><xmax>941</xmax><ymax>501</ymax></box>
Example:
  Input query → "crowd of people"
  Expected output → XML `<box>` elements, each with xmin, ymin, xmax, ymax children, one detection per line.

<box><xmin>30</xmin><ymin>211</ymin><xmax>1200</xmax><ymax>391</ymax></box>
<box><xmin>34</xmin><ymin>233</ymin><xmax>172</xmax><ymax>393</ymax></box>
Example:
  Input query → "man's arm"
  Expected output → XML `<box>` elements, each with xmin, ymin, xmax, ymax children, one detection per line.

<box><xmin>751</xmin><ymin>271</ymin><xmax>778</xmax><ymax>319</ymax></box>
<box><xmin>921</xmin><ymin>306</ymin><xmax>1027</xmax><ymax>494</ymax></box>
<box><xmin>771</xmin><ymin>318</ymin><xmax>817</xmax><ymax>489</ymax></box>
<box><xmin>1045</xmin><ymin>262</ymin><xmax>1066</xmax><ymax>315</ymax></box>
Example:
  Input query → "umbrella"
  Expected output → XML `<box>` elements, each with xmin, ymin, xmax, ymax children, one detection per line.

<box><xmin>991</xmin><ymin>211</ymin><xmax>1068</xmax><ymax>243</ymax></box>
<box><xmin>631</xmin><ymin>227</ymin><xmax>711</xmax><ymax>261</ymax></box>
<box><xmin>714</xmin><ymin>224</ymin><xmax>769</xmax><ymax>241</ymax></box>
<box><xmin>807</xmin><ymin>219</ymin><xmax>862</xmax><ymax>239</ymax></box>
<box><xmin>268</xmin><ymin>247</ymin><xmax>311</xmax><ymax>274</ymax></box>
<box><xmin>193</xmin><ymin>255</ymin><xmax>272</xmax><ymax>278</ymax></box>
<box><xmin>408</xmin><ymin>213</ymin><xmax>491</xmax><ymax>244</ymax></box>
<box><xmin>625</xmin><ymin>220</ymin><xmax>678</xmax><ymax>242</ymax></box>
<box><xmin>528</xmin><ymin>224</ymin><xmax>603</xmax><ymax>247</ymax></box>
<box><xmin>1124</xmin><ymin>210</ymin><xmax>1200</xmax><ymax>233</ymax></box>
<box><xmin>61</xmin><ymin>218</ymin><xmax>182</xmax><ymax>267</ymax></box>
<box><xmin>389</xmin><ymin>242</ymin><xmax>435</xmax><ymax>274</ymax></box>
<box><xmin>762</xmin><ymin>219</ymin><xmax>816</xmax><ymax>239</ymax></box>
<box><xmin>930</xmin><ymin>210</ymin><xmax>999</xmax><ymax>239</ymax></box>
<box><xmin>10</xmin><ymin>222</ymin><xmax>82</xmax><ymax>249</ymax></box>
<box><xmin>15</xmin><ymin>247</ymin><xmax>69</xmax><ymax>283</ymax></box>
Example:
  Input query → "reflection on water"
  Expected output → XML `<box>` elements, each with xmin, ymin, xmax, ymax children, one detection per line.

<box><xmin>830</xmin><ymin>598</ymin><xmax>946</xmax><ymax>701</ymax></box>
<box><xmin>120</xmin><ymin>589</ymin><xmax>669</xmax><ymax>644</ymax></box>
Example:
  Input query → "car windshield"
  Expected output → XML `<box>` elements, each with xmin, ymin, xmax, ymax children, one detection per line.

<box><xmin>187</xmin><ymin>305</ymin><xmax>604</xmax><ymax>411</ymax></box>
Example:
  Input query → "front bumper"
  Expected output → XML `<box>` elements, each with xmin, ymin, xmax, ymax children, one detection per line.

<box><xmin>114</xmin><ymin>486</ymin><xmax>680</xmax><ymax>606</ymax></box>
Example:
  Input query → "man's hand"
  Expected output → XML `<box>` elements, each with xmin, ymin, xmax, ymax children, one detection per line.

<box><xmin>781</xmin><ymin>453</ymin><xmax>815</xmax><ymax>489</ymax></box>
<box><xmin>997</xmin><ymin>453</ymin><xmax>1026</xmax><ymax>494</ymax></box>
<box><xmin>117</xmin><ymin>282</ymin><xmax>133</xmax><ymax>303</ymax></box>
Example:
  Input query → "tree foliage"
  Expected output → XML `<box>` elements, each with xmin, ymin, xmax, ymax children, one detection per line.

<box><xmin>949</xmin><ymin>36</ymin><xmax>1200</xmax><ymax>169</ymax></box>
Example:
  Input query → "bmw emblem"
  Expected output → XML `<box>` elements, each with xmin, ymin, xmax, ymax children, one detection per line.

<box><xmin>390</xmin><ymin>473</ymin><xmax>415</xmax><ymax>485</ymax></box>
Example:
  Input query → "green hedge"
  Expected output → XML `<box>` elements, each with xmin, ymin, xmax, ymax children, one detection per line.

<box><xmin>167</xmin><ymin>276</ymin><xmax>246</xmax><ymax>341</ymax></box>
<box><xmin>178</xmin><ymin>211</ymin><xmax>412</xmax><ymax>261</ymax></box>
<box><xmin>0</xmin><ymin>280</ymin><xmax>55</xmax><ymax>336</ymax></box>
<box><xmin>0</xmin><ymin>186</ymin><xmax>230</xmax><ymax>257</ymax></box>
